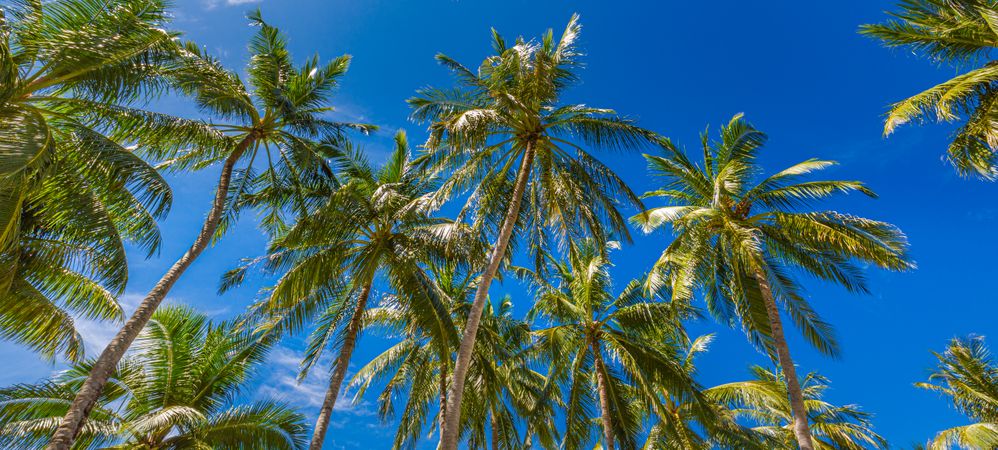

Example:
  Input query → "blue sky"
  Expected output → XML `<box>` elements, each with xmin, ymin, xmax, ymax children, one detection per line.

<box><xmin>3</xmin><ymin>0</ymin><xmax>998</xmax><ymax>448</ymax></box>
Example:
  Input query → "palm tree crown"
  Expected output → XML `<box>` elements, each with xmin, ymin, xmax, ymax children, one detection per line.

<box><xmin>409</xmin><ymin>16</ymin><xmax>660</xmax><ymax>448</ymax></box>
<box><xmin>147</xmin><ymin>10</ymin><xmax>375</xmax><ymax>234</ymax></box>
<box><xmin>352</xmin><ymin>267</ymin><xmax>558</xmax><ymax>450</ymax></box>
<box><xmin>0</xmin><ymin>0</ymin><xmax>175</xmax><ymax>360</ymax></box>
<box><xmin>229</xmin><ymin>131</ymin><xmax>474</xmax><ymax>450</ymax></box>
<box><xmin>918</xmin><ymin>336</ymin><xmax>998</xmax><ymax>449</ymax></box>
<box><xmin>411</xmin><ymin>13</ymin><xmax>654</xmax><ymax>256</ymax></box>
<box><xmin>862</xmin><ymin>0</ymin><xmax>998</xmax><ymax>178</ymax></box>
<box><xmin>46</xmin><ymin>11</ymin><xmax>373</xmax><ymax>448</ymax></box>
<box><xmin>635</xmin><ymin>114</ymin><xmax>912</xmax><ymax>353</ymax></box>
<box><xmin>632</xmin><ymin>114</ymin><xmax>912</xmax><ymax>449</ymax></box>
<box><xmin>710</xmin><ymin>366</ymin><xmax>888</xmax><ymax>450</ymax></box>
<box><xmin>0</xmin><ymin>305</ymin><xmax>307</xmax><ymax>449</ymax></box>
<box><xmin>528</xmin><ymin>240</ymin><xmax>699</xmax><ymax>449</ymax></box>
<box><xmin>642</xmin><ymin>335</ymin><xmax>763</xmax><ymax>450</ymax></box>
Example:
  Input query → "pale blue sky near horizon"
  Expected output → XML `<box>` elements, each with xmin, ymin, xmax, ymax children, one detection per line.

<box><xmin>2</xmin><ymin>1</ymin><xmax>998</xmax><ymax>448</ymax></box>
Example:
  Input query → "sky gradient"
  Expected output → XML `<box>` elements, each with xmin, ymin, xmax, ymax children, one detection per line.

<box><xmin>3</xmin><ymin>1</ymin><xmax>998</xmax><ymax>448</ymax></box>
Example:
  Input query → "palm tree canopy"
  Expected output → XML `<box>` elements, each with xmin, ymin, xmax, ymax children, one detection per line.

<box><xmin>709</xmin><ymin>366</ymin><xmax>888</xmax><ymax>450</ymax></box>
<box><xmin>226</xmin><ymin>131</ymin><xmax>476</xmax><ymax>377</ymax></box>
<box><xmin>352</xmin><ymin>261</ymin><xmax>559</xmax><ymax>450</ymax></box>
<box><xmin>642</xmin><ymin>334</ymin><xmax>767</xmax><ymax>450</ymax></box>
<box><xmin>527</xmin><ymin>240</ymin><xmax>700</xmax><ymax>449</ymax></box>
<box><xmin>456</xmin><ymin>295</ymin><xmax>557</xmax><ymax>450</ymax></box>
<box><xmin>0</xmin><ymin>0</ymin><xmax>178</xmax><ymax>360</ymax></box>
<box><xmin>98</xmin><ymin>9</ymin><xmax>376</xmax><ymax>240</ymax></box>
<box><xmin>918</xmin><ymin>336</ymin><xmax>998</xmax><ymax>449</ymax></box>
<box><xmin>632</xmin><ymin>114</ymin><xmax>913</xmax><ymax>357</ymax></box>
<box><xmin>861</xmin><ymin>0</ymin><xmax>998</xmax><ymax>178</ymax></box>
<box><xmin>409</xmin><ymin>14</ymin><xmax>659</xmax><ymax>268</ymax></box>
<box><xmin>0</xmin><ymin>305</ymin><xmax>308</xmax><ymax>449</ymax></box>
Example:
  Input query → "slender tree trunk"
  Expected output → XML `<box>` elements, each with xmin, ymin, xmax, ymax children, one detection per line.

<box><xmin>490</xmin><ymin>412</ymin><xmax>499</xmax><ymax>450</ymax></box>
<box><xmin>593</xmin><ymin>343</ymin><xmax>616</xmax><ymax>450</ymax></box>
<box><xmin>438</xmin><ymin>362</ymin><xmax>448</xmax><ymax>435</ymax></box>
<box><xmin>309</xmin><ymin>281</ymin><xmax>373</xmax><ymax>450</ymax></box>
<box><xmin>753</xmin><ymin>267</ymin><xmax>815</xmax><ymax>450</ymax></box>
<box><xmin>438</xmin><ymin>145</ymin><xmax>535</xmax><ymax>450</ymax></box>
<box><xmin>46</xmin><ymin>136</ymin><xmax>254</xmax><ymax>450</ymax></box>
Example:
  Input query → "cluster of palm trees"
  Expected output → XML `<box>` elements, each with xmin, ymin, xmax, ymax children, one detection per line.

<box><xmin>0</xmin><ymin>0</ymin><xmax>995</xmax><ymax>448</ymax></box>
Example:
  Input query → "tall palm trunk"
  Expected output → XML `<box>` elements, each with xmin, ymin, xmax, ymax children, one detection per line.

<box><xmin>309</xmin><ymin>281</ymin><xmax>373</xmax><ymax>450</ymax></box>
<box><xmin>490</xmin><ymin>412</ymin><xmax>499</xmax><ymax>450</ymax></box>
<box><xmin>753</xmin><ymin>267</ymin><xmax>815</xmax><ymax>450</ymax></box>
<box><xmin>593</xmin><ymin>343</ymin><xmax>616</xmax><ymax>450</ymax></box>
<box><xmin>46</xmin><ymin>136</ymin><xmax>254</xmax><ymax>450</ymax></box>
<box><xmin>438</xmin><ymin>361</ymin><xmax>448</xmax><ymax>434</ymax></box>
<box><xmin>439</xmin><ymin>144</ymin><xmax>535</xmax><ymax>450</ymax></box>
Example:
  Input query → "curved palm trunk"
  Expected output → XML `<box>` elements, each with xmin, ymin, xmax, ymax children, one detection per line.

<box><xmin>593</xmin><ymin>345</ymin><xmax>616</xmax><ymax>450</ymax></box>
<box><xmin>439</xmin><ymin>145</ymin><xmax>535</xmax><ymax>450</ymax></box>
<box><xmin>309</xmin><ymin>281</ymin><xmax>373</xmax><ymax>450</ymax></box>
<box><xmin>753</xmin><ymin>268</ymin><xmax>815</xmax><ymax>450</ymax></box>
<box><xmin>46</xmin><ymin>137</ymin><xmax>254</xmax><ymax>450</ymax></box>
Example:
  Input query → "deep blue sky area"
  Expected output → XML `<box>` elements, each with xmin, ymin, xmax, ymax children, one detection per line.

<box><xmin>3</xmin><ymin>1</ymin><xmax>998</xmax><ymax>448</ymax></box>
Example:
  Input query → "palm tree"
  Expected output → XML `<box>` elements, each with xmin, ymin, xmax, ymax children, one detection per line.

<box><xmin>408</xmin><ymin>15</ymin><xmax>659</xmax><ymax>448</ymax></box>
<box><xmin>354</xmin><ymin>290</ymin><xmax>558</xmax><ymax>450</ymax></box>
<box><xmin>861</xmin><ymin>0</ymin><xmax>998</xmax><ymax>179</ymax></box>
<box><xmin>349</xmin><ymin>294</ymin><xmax>457</xmax><ymax>449</ymax></box>
<box><xmin>459</xmin><ymin>296</ymin><xmax>559</xmax><ymax>450</ymax></box>
<box><xmin>632</xmin><ymin>114</ymin><xmax>913</xmax><ymax>450</ymax></box>
<box><xmin>352</xmin><ymin>259</ymin><xmax>559</xmax><ymax>450</ymax></box>
<box><xmin>0</xmin><ymin>0</ymin><xmax>175</xmax><ymax>360</ymax></box>
<box><xmin>357</xmin><ymin>261</ymin><xmax>473</xmax><ymax>449</ymax></box>
<box><xmin>226</xmin><ymin>131</ymin><xmax>473</xmax><ymax>450</ymax></box>
<box><xmin>917</xmin><ymin>336</ymin><xmax>998</xmax><ymax>449</ymax></box>
<box><xmin>0</xmin><ymin>305</ymin><xmax>308</xmax><ymax>449</ymax></box>
<box><xmin>709</xmin><ymin>366</ymin><xmax>888</xmax><ymax>449</ymax></box>
<box><xmin>642</xmin><ymin>335</ymin><xmax>762</xmax><ymax>450</ymax></box>
<box><xmin>525</xmin><ymin>240</ymin><xmax>699</xmax><ymax>450</ymax></box>
<box><xmin>47</xmin><ymin>11</ymin><xmax>372</xmax><ymax>448</ymax></box>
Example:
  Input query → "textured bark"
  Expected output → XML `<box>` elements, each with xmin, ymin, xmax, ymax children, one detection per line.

<box><xmin>593</xmin><ymin>344</ymin><xmax>616</xmax><ymax>450</ymax></box>
<box><xmin>490</xmin><ymin>413</ymin><xmax>499</xmax><ymax>450</ymax></box>
<box><xmin>46</xmin><ymin>136</ymin><xmax>254</xmax><ymax>450</ymax></box>
<box><xmin>309</xmin><ymin>281</ymin><xmax>373</xmax><ymax>450</ymax></box>
<box><xmin>438</xmin><ymin>362</ymin><xmax>448</xmax><ymax>435</ymax></box>
<box><xmin>754</xmin><ymin>268</ymin><xmax>815</xmax><ymax>450</ymax></box>
<box><xmin>438</xmin><ymin>145</ymin><xmax>535</xmax><ymax>450</ymax></box>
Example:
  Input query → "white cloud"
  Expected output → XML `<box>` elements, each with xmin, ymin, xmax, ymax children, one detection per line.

<box><xmin>75</xmin><ymin>293</ymin><xmax>146</xmax><ymax>355</ymax></box>
<box><xmin>75</xmin><ymin>292</ymin><xmax>204</xmax><ymax>357</ymax></box>
<box><xmin>202</xmin><ymin>0</ymin><xmax>262</xmax><ymax>9</ymax></box>
<box><xmin>256</xmin><ymin>346</ymin><xmax>376</xmax><ymax>420</ymax></box>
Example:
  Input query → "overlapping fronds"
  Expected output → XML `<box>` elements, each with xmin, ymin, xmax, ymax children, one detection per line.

<box><xmin>525</xmin><ymin>240</ymin><xmax>705</xmax><ymax>449</ymax></box>
<box><xmin>863</xmin><ymin>0</ymin><xmax>998</xmax><ymax>178</ymax></box>
<box><xmin>632</xmin><ymin>114</ymin><xmax>912</xmax><ymax>357</ymax></box>
<box><xmin>0</xmin><ymin>0</ymin><xmax>183</xmax><ymax>361</ymax></box>
<box><xmin>0</xmin><ymin>306</ymin><xmax>306</xmax><ymax>449</ymax></box>
<box><xmin>409</xmin><ymin>13</ymin><xmax>658</xmax><ymax>267</ymax></box>
<box><xmin>709</xmin><ymin>366</ymin><xmax>888</xmax><ymax>449</ymax></box>
<box><xmin>918</xmin><ymin>336</ymin><xmax>998</xmax><ymax>449</ymax></box>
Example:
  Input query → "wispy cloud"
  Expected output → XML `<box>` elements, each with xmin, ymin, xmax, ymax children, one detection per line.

<box><xmin>76</xmin><ymin>293</ymin><xmax>146</xmax><ymax>355</ymax></box>
<box><xmin>203</xmin><ymin>0</ymin><xmax>262</xmax><ymax>10</ymax></box>
<box><xmin>256</xmin><ymin>346</ymin><xmax>377</xmax><ymax>422</ymax></box>
<box><xmin>75</xmin><ymin>292</ymin><xmax>197</xmax><ymax>356</ymax></box>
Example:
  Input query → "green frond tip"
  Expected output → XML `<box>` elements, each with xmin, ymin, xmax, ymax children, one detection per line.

<box><xmin>0</xmin><ymin>305</ymin><xmax>307</xmax><ymax>449</ymax></box>
<box><xmin>864</xmin><ymin>0</ymin><xmax>998</xmax><ymax>178</ymax></box>
<box><xmin>918</xmin><ymin>335</ymin><xmax>998</xmax><ymax>449</ymax></box>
